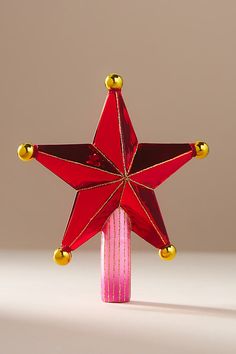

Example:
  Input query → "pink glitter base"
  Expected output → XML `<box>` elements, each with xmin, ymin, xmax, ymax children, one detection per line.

<box><xmin>101</xmin><ymin>207</ymin><xmax>131</xmax><ymax>303</ymax></box>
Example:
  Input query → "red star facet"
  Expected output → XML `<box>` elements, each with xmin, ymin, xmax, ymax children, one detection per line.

<box><xmin>33</xmin><ymin>80</ymin><xmax>197</xmax><ymax>252</ymax></box>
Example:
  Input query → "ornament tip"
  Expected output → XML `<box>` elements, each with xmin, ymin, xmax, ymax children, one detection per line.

<box><xmin>105</xmin><ymin>73</ymin><xmax>123</xmax><ymax>90</ymax></box>
<box><xmin>53</xmin><ymin>248</ymin><xmax>72</xmax><ymax>266</ymax></box>
<box><xmin>17</xmin><ymin>143</ymin><xmax>35</xmax><ymax>161</ymax></box>
<box><xmin>194</xmin><ymin>141</ymin><xmax>209</xmax><ymax>159</ymax></box>
<box><xmin>159</xmin><ymin>245</ymin><xmax>176</xmax><ymax>261</ymax></box>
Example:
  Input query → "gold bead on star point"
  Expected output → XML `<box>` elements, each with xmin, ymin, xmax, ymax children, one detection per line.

<box><xmin>53</xmin><ymin>248</ymin><xmax>72</xmax><ymax>266</ymax></box>
<box><xmin>159</xmin><ymin>244</ymin><xmax>176</xmax><ymax>261</ymax></box>
<box><xmin>195</xmin><ymin>141</ymin><xmax>209</xmax><ymax>159</ymax></box>
<box><xmin>105</xmin><ymin>73</ymin><xmax>123</xmax><ymax>90</ymax></box>
<box><xmin>17</xmin><ymin>143</ymin><xmax>34</xmax><ymax>161</ymax></box>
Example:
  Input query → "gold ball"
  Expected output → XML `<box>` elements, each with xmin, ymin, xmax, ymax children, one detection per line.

<box><xmin>195</xmin><ymin>141</ymin><xmax>209</xmax><ymax>159</ymax></box>
<box><xmin>159</xmin><ymin>245</ymin><xmax>176</xmax><ymax>261</ymax></box>
<box><xmin>17</xmin><ymin>143</ymin><xmax>34</xmax><ymax>161</ymax></box>
<box><xmin>105</xmin><ymin>73</ymin><xmax>123</xmax><ymax>90</ymax></box>
<box><xmin>53</xmin><ymin>248</ymin><xmax>72</xmax><ymax>266</ymax></box>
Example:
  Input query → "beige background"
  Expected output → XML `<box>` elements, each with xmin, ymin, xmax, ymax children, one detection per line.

<box><xmin>1</xmin><ymin>0</ymin><xmax>236</xmax><ymax>252</ymax></box>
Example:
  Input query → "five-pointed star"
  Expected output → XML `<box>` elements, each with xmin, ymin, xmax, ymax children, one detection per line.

<box><xmin>20</xmin><ymin>75</ymin><xmax>207</xmax><ymax>254</ymax></box>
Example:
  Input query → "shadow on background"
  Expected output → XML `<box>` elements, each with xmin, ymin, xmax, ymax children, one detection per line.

<box><xmin>128</xmin><ymin>301</ymin><xmax>236</xmax><ymax>318</ymax></box>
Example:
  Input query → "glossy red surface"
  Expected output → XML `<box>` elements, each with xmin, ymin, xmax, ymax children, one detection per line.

<box><xmin>93</xmin><ymin>91</ymin><xmax>138</xmax><ymax>174</ymax></box>
<box><xmin>130</xmin><ymin>143</ymin><xmax>194</xmax><ymax>188</ymax></box>
<box><xmin>62</xmin><ymin>181</ymin><xmax>123</xmax><ymax>251</ymax></box>
<box><xmin>35</xmin><ymin>88</ymin><xmax>195</xmax><ymax>251</ymax></box>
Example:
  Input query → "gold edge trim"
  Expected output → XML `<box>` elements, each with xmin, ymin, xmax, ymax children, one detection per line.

<box><xmin>127</xmin><ymin>144</ymin><xmax>138</xmax><ymax>174</ymax></box>
<box><xmin>129</xmin><ymin>179</ymin><xmax>154</xmax><ymax>191</ymax></box>
<box><xmin>77</xmin><ymin>178</ymin><xmax>123</xmax><ymax>192</ymax></box>
<box><xmin>129</xmin><ymin>150</ymin><xmax>192</xmax><ymax>178</ymax></box>
<box><xmin>128</xmin><ymin>181</ymin><xmax>166</xmax><ymax>244</ymax></box>
<box><xmin>118</xmin><ymin>181</ymin><xmax>126</xmax><ymax>207</ymax></box>
<box><xmin>69</xmin><ymin>181</ymin><xmax>124</xmax><ymax>248</ymax></box>
<box><xmin>93</xmin><ymin>144</ymin><xmax>123</xmax><ymax>176</ymax></box>
<box><xmin>38</xmin><ymin>151</ymin><xmax>121</xmax><ymax>177</ymax></box>
<box><xmin>115</xmin><ymin>91</ymin><xmax>127</xmax><ymax>175</ymax></box>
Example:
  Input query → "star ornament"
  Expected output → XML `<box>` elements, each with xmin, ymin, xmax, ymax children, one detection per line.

<box><xmin>18</xmin><ymin>74</ymin><xmax>209</xmax><ymax>264</ymax></box>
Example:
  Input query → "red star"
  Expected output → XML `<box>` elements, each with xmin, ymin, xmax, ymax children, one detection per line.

<box><xmin>18</xmin><ymin>74</ymin><xmax>209</xmax><ymax>255</ymax></box>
